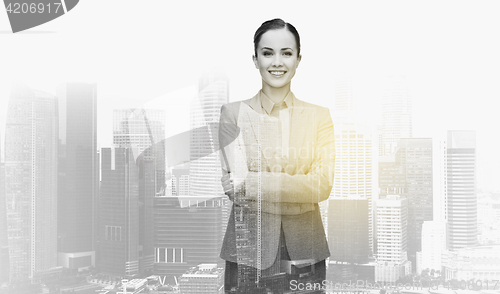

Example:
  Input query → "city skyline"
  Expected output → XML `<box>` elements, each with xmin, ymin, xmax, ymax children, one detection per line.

<box><xmin>1</xmin><ymin>1</ymin><xmax>500</xmax><ymax>292</ymax></box>
<box><xmin>0</xmin><ymin>74</ymin><xmax>498</xmax><ymax>292</ymax></box>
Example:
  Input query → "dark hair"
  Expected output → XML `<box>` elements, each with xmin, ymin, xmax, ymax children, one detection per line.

<box><xmin>253</xmin><ymin>18</ymin><xmax>301</xmax><ymax>57</ymax></box>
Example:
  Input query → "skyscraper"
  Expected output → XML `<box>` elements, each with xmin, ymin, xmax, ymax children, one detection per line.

<box><xmin>189</xmin><ymin>72</ymin><xmax>229</xmax><ymax>199</ymax></box>
<box><xmin>99</xmin><ymin>147</ymin><xmax>139</xmax><ymax>277</ymax></box>
<box><xmin>57</xmin><ymin>83</ymin><xmax>98</xmax><ymax>270</ymax></box>
<box><xmin>113</xmin><ymin>108</ymin><xmax>166</xmax><ymax>275</ymax></box>
<box><xmin>331</xmin><ymin>76</ymin><xmax>374</xmax><ymax>255</ymax></box>
<box><xmin>379</xmin><ymin>138</ymin><xmax>433</xmax><ymax>269</ymax></box>
<box><xmin>189</xmin><ymin>72</ymin><xmax>229</xmax><ymax>255</ymax></box>
<box><xmin>446</xmin><ymin>130</ymin><xmax>477</xmax><ymax>251</ymax></box>
<box><xmin>5</xmin><ymin>84</ymin><xmax>59</xmax><ymax>281</ymax></box>
<box><xmin>380</xmin><ymin>75</ymin><xmax>412</xmax><ymax>156</ymax></box>
<box><xmin>375</xmin><ymin>195</ymin><xmax>411</xmax><ymax>282</ymax></box>
<box><xmin>153</xmin><ymin>72</ymin><xmax>229</xmax><ymax>278</ymax></box>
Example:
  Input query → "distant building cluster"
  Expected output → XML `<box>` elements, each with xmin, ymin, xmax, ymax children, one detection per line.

<box><xmin>0</xmin><ymin>73</ymin><xmax>498</xmax><ymax>293</ymax></box>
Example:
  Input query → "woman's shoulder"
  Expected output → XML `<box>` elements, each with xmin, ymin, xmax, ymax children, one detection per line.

<box><xmin>221</xmin><ymin>94</ymin><xmax>258</xmax><ymax>114</ymax></box>
<box><xmin>293</xmin><ymin>97</ymin><xmax>330</xmax><ymax>114</ymax></box>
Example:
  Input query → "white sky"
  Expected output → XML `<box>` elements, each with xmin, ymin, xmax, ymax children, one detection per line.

<box><xmin>1</xmin><ymin>0</ymin><xmax>499</xmax><ymax>191</ymax></box>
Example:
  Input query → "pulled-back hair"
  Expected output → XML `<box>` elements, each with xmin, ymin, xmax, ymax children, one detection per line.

<box><xmin>253</xmin><ymin>18</ymin><xmax>301</xmax><ymax>57</ymax></box>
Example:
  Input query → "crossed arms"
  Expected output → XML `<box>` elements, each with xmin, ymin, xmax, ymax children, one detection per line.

<box><xmin>219</xmin><ymin>102</ymin><xmax>335</xmax><ymax>212</ymax></box>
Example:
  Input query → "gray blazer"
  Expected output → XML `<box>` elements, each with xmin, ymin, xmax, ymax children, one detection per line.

<box><xmin>219</xmin><ymin>91</ymin><xmax>335</xmax><ymax>270</ymax></box>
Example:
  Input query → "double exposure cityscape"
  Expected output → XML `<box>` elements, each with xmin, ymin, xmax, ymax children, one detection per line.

<box><xmin>0</xmin><ymin>73</ymin><xmax>499</xmax><ymax>294</ymax></box>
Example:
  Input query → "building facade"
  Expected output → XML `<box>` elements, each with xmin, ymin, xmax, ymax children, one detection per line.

<box><xmin>99</xmin><ymin>148</ymin><xmax>140</xmax><ymax>277</ymax></box>
<box><xmin>446</xmin><ymin>130</ymin><xmax>477</xmax><ymax>251</ymax></box>
<box><xmin>375</xmin><ymin>195</ymin><xmax>411</xmax><ymax>282</ymax></box>
<box><xmin>331</xmin><ymin>76</ymin><xmax>375</xmax><ymax>255</ymax></box>
<box><xmin>178</xmin><ymin>264</ymin><xmax>224</xmax><ymax>294</ymax></box>
<box><xmin>442</xmin><ymin>245</ymin><xmax>500</xmax><ymax>281</ymax></box>
<box><xmin>57</xmin><ymin>83</ymin><xmax>98</xmax><ymax>270</ymax></box>
<box><xmin>379</xmin><ymin>138</ymin><xmax>433</xmax><ymax>270</ymax></box>
<box><xmin>418</xmin><ymin>220</ymin><xmax>447</xmax><ymax>273</ymax></box>
<box><xmin>4</xmin><ymin>84</ymin><xmax>59</xmax><ymax>281</ymax></box>
<box><xmin>328</xmin><ymin>197</ymin><xmax>370</xmax><ymax>265</ymax></box>
<box><xmin>113</xmin><ymin>108</ymin><xmax>166</xmax><ymax>275</ymax></box>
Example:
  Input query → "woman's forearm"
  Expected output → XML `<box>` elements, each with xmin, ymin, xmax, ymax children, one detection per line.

<box><xmin>244</xmin><ymin>170</ymin><xmax>332</xmax><ymax>204</ymax></box>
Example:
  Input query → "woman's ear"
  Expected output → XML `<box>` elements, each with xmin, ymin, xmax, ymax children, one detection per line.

<box><xmin>252</xmin><ymin>55</ymin><xmax>259</xmax><ymax>69</ymax></box>
<box><xmin>297</xmin><ymin>54</ymin><xmax>302</xmax><ymax>68</ymax></box>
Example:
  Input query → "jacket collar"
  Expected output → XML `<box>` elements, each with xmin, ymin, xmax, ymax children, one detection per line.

<box><xmin>245</xmin><ymin>90</ymin><xmax>298</xmax><ymax>114</ymax></box>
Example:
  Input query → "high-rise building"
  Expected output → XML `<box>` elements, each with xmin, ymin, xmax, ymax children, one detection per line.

<box><xmin>57</xmin><ymin>83</ymin><xmax>98</xmax><ymax>270</ymax></box>
<box><xmin>379</xmin><ymin>138</ymin><xmax>433</xmax><ymax>269</ymax></box>
<box><xmin>99</xmin><ymin>147</ymin><xmax>139</xmax><ymax>277</ymax></box>
<box><xmin>5</xmin><ymin>84</ymin><xmax>59</xmax><ymax>281</ymax></box>
<box><xmin>331</xmin><ymin>76</ymin><xmax>374</xmax><ymax>255</ymax></box>
<box><xmin>178</xmin><ymin>264</ymin><xmax>224</xmax><ymax>294</ymax></box>
<box><xmin>113</xmin><ymin>108</ymin><xmax>166</xmax><ymax>275</ymax></box>
<box><xmin>375</xmin><ymin>195</ymin><xmax>411</xmax><ymax>282</ymax></box>
<box><xmin>153</xmin><ymin>72</ymin><xmax>229</xmax><ymax>279</ymax></box>
<box><xmin>189</xmin><ymin>72</ymin><xmax>228</xmax><ymax>199</ymax></box>
<box><xmin>446</xmin><ymin>130</ymin><xmax>477</xmax><ymax>251</ymax></box>
<box><xmin>380</xmin><ymin>75</ymin><xmax>412</xmax><ymax>156</ymax></box>
<box><xmin>189</xmin><ymin>72</ymin><xmax>229</xmax><ymax>259</ymax></box>
<box><xmin>0</xmin><ymin>130</ymin><xmax>9</xmax><ymax>283</ymax></box>
<box><xmin>331</xmin><ymin>119</ymin><xmax>374</xmax><ymax>252</ymax></box>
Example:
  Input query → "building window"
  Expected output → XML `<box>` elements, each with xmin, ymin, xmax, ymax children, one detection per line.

<box><xmin>155</xmin><ymin>248</ymin><xmax>185</xmax><ymax>263</ymax></box>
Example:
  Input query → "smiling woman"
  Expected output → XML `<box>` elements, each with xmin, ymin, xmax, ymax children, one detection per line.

<box><xmin>219</xmin><ymin>18</ymin><xmax>335</xmax><ymax>293</ymax></box>
<box><xmin>252</xmin><ymin>19</ymin><xmax>302</xmax><ymax>103</ymax></box>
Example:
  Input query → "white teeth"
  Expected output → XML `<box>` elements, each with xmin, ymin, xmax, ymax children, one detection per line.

<box><xmin>270</xmin><ymin>71</ymin><xmax>285</xmax><ymax>76</ymax></box>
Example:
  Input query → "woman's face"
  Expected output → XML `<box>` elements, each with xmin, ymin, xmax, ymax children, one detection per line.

<box><xmin>253</xmin><ymin>28</ymin><xmax>301</xmax><ymax>91</ymax></box>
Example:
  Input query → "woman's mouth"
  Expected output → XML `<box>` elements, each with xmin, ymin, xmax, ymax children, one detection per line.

<box><xmin>269</xmin><ymin>71</ymin><xmax>286</xmax><ymax>77</ymax></box>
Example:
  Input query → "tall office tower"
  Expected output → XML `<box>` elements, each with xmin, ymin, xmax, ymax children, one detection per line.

<box><xmin>0</xmin><ymin>132</ymin><xmax>9</xmax><ymax>283</ymax></box>
<box><xmin>189</xmin><ymin>72</ymin><xmax>228</xmax><ymax>199</ymax></box>
<box><xmin>380</xmin><ymin>75</ymin><xmax>412</xmax><ymax>156</ymax></box>
<box><xmin>5</xmin><ymin>84</ymin><xmax>59</xmax><ymax>281</ymax></box>
<box><xmin>375</xmin><ymin>195</ymin><xmax>411</xmax><ymax>282</ymax></box>
<box><xmin>328</xmin><ymin>197</ymin><xmax>370</xmax><ymax>280</ymax></box>
<box><xmin>178</xmin><ymin>264</ymin><xmax>224</xmax><ymax>294</ymax></box>
<box><xmin>99</xmin><ymin>147</ymin><xmax>139</xmax><ymax>276</ymax></box>
<box><xmin>331</xmin><ymin>120</ymin><xmax>374</xmax><ymax>252</ymax></box>
<box><xmin>57</xmin><ymin>83</ymin><xmax>98</xmax><ymax>270</ymax></box>
<box><xmin>446</xmin><ymin>130</ymin><xmax>477</xmax><ymax>251</ymax></box>
<box><xmin>152</xmin><ymin>72</ymin><xmax>229</xmax><ymax>279</ymax></box>
<box><xmin>331</xmin><ymin>76</ymin><xmax>374</xmax><ymax>256</ymax></box>
<box><xmin>418</xmin><ymin>220</ymin><xmax>447</xmax><ymax>273</ymax></box>
<box><xmin>378</xmin><ymin>138</ymin><xmax>433</xmax><ymax>270</ymax></box>
<box><xmin>190</xmin><ymin>72</ymin><xmax>229</xmax><ymax>257</ymax></box>
<box><xmin>113</xmin><ymin>109</ymin><xmax>166</xmax><ymax>275</ymax></box>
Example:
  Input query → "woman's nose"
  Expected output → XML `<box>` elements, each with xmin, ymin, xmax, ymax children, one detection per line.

<box><xmin>272</xmin><ymin>55</ymin><xmax>283</xmax><ymax>67</ymax></box>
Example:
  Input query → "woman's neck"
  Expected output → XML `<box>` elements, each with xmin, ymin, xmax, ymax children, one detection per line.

<box><xmin>261</xmin><ymin>82</ymin><xmax>291</xmax><ymax>104</ymax></box>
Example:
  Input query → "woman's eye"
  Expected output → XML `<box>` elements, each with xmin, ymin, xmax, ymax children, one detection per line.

<box><xmin>263</xmin><ymin>51</ymin><xmax>273</xmax><ymax>57</ymax></box>
<box><xmin>283</xmin><ymin>52</ymin><xmax>292</xmax><ymax>56</ymax></box>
